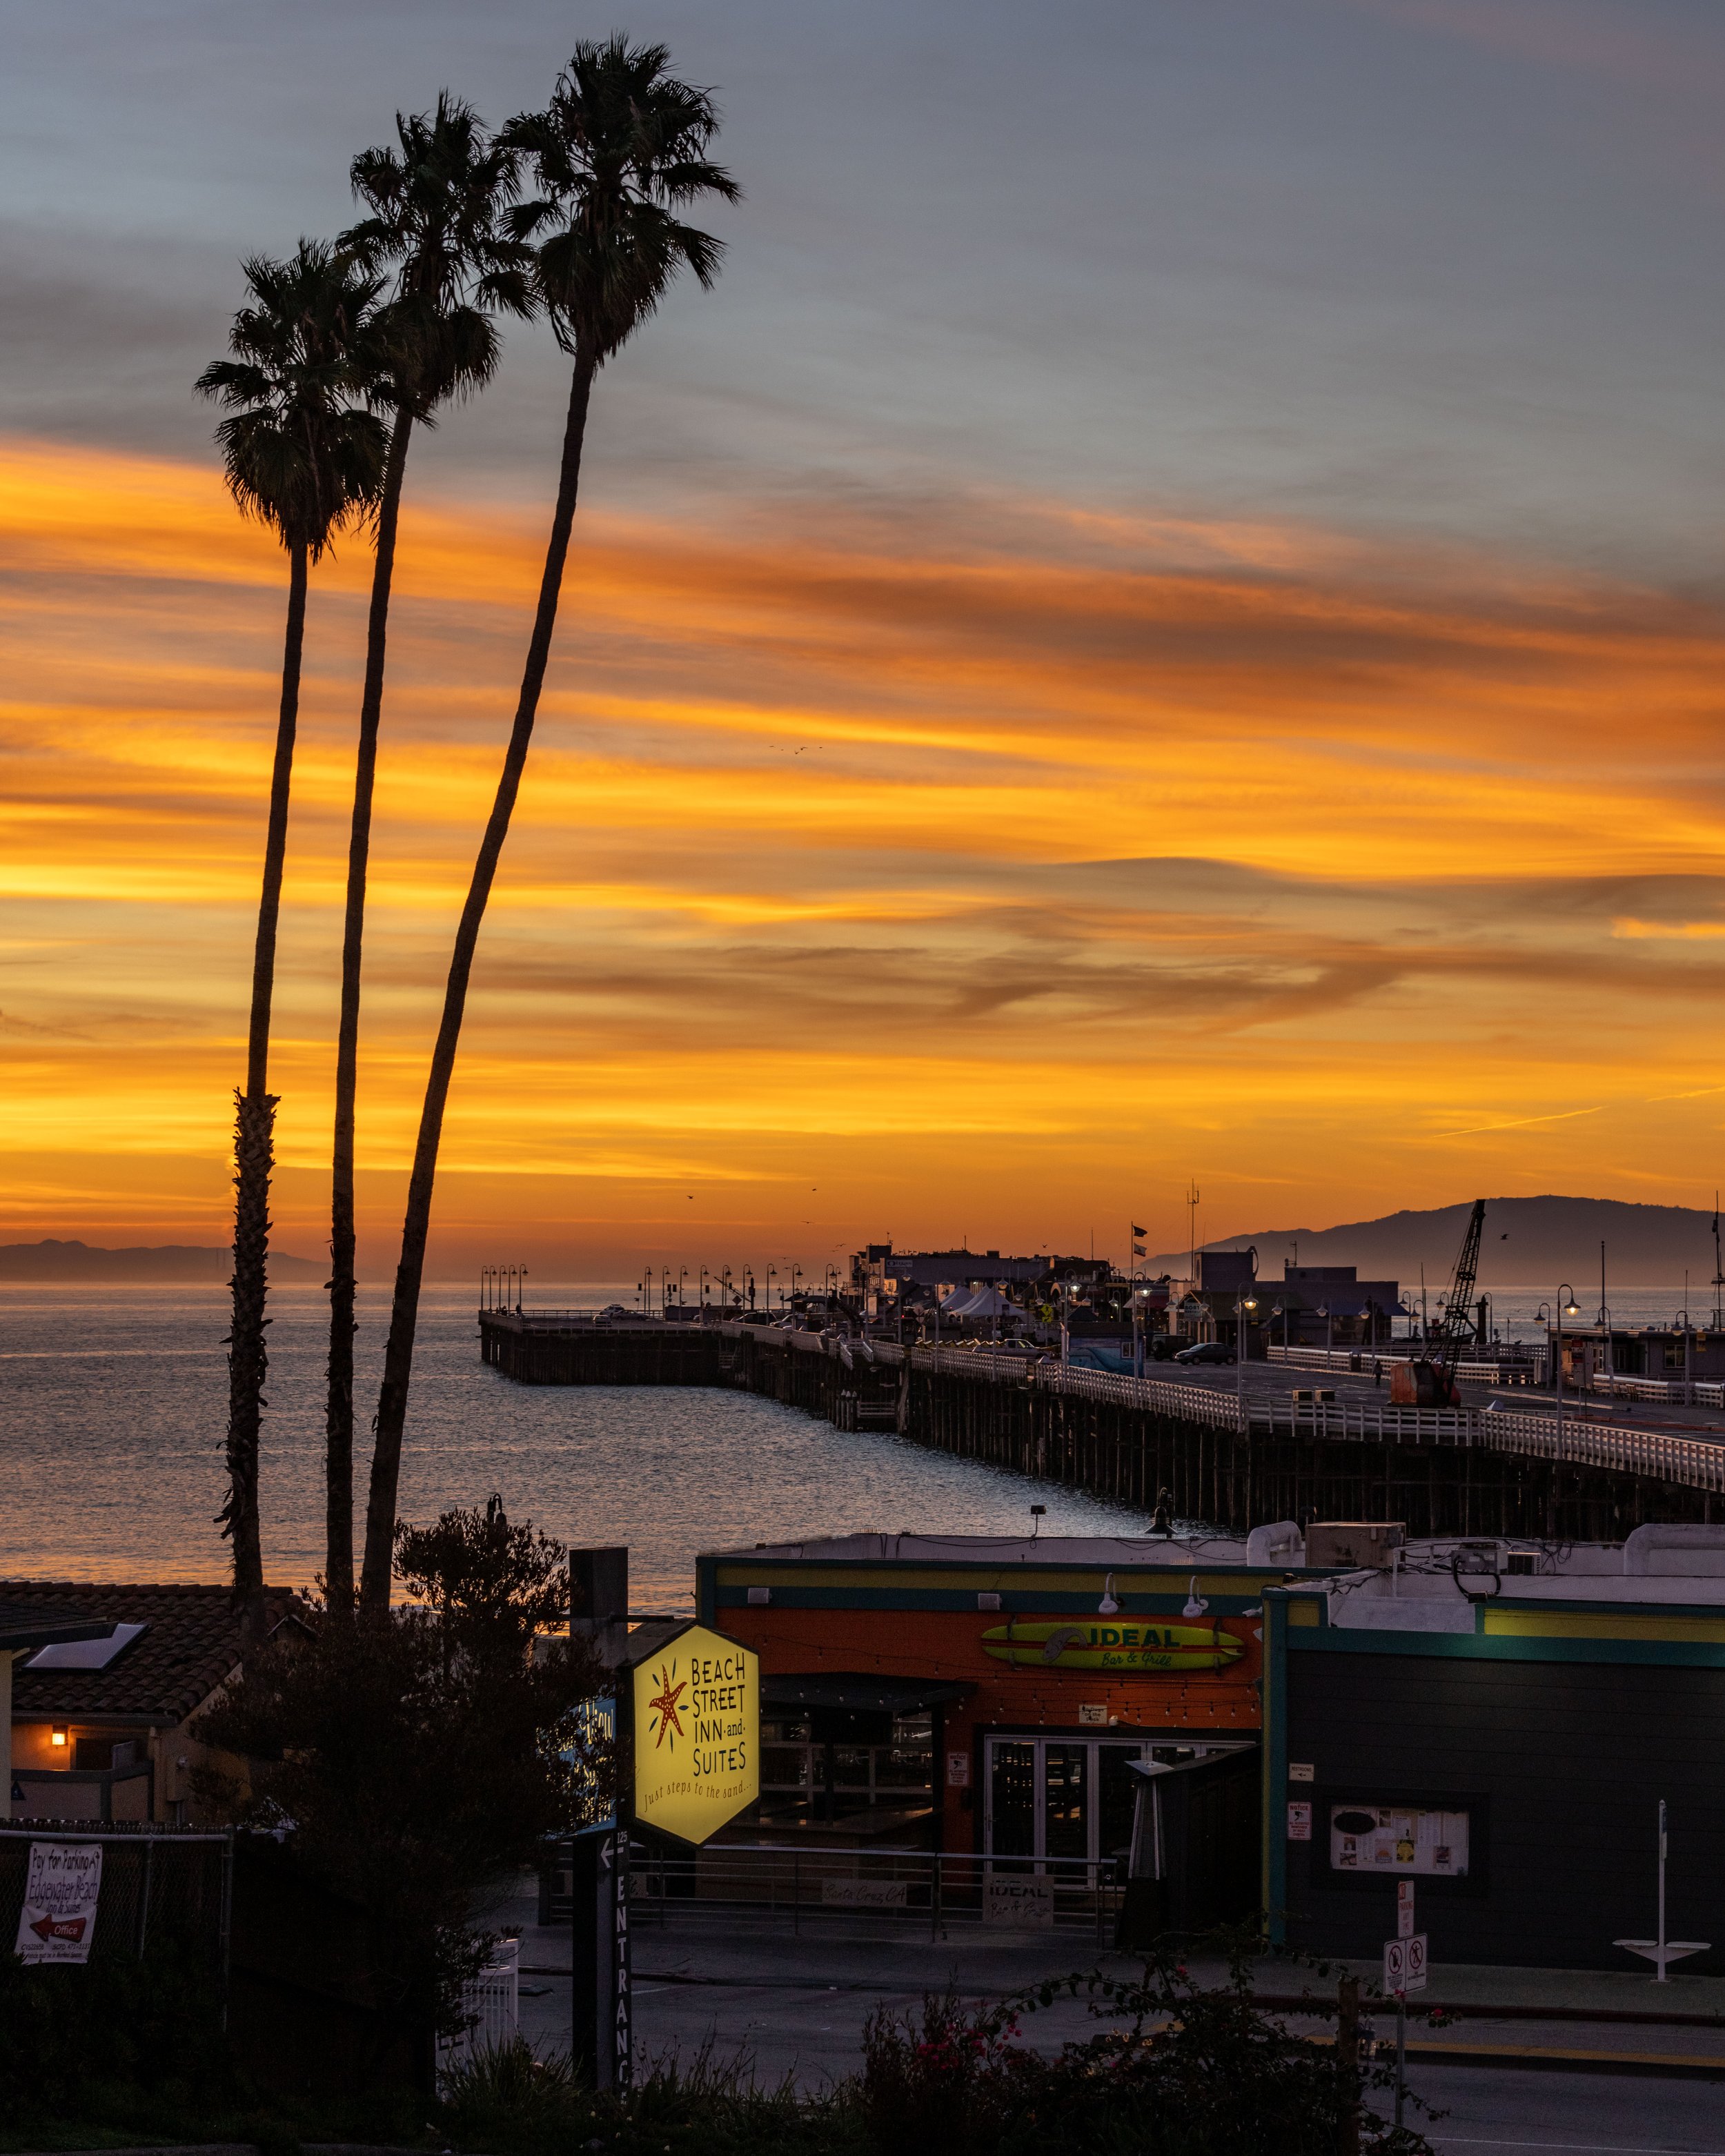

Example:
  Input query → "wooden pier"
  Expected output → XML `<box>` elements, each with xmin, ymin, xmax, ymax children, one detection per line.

<box><xmin>477</xmin><ymin>1313</ymin><xmax>1724</xmax><ymax>1541</ymax></box>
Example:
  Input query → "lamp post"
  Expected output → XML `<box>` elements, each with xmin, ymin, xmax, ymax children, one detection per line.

<box><xmin>767</xmin><ymin>1264</ymin><xmax>778</xmax><ymax>1312</ymax></box>
<box><xmin>1235</xmin><ymin>1293</ymin><xmax>1258</xmax><ymax>1411</ymax></box>
<box><xmin>678</xmin><ymin>1266</ymin><xmax>688</xmax><ymax>1310</ymax></box>
<box><xmin>791</xmin><ymin>1263</ymin><xmax>803</xmax><ymax>1307</ymax></box>
<box><xmin>1553</xmin><ymin>1285</ymin><xmax>1579</xmax><ymax>1463</ymax></box>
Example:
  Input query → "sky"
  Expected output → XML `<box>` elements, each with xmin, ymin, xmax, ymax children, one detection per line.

<box><xmin>5</xmin><ymin>0</ymin><xmax>1725</xmax><ymax>1280</ymax></box>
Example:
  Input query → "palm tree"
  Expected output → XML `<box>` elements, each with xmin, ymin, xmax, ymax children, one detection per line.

<box><xmin>324</xmin><ymin>97</ymin><xmax>533</xmax><ymax>1612</ymax></box>
<box><xmin>196</xmin><ymin>241</ymin><xmax>388</xmax><ymax>1635</ymax></box>
<box><xmin>357</xmin><ymin>39</ymin><xmax>738</xmax><ymax>1612</ymax></box>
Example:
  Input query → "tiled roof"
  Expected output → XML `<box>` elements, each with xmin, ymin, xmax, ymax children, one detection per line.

<box><xmin>3</xmin><ymin>1582</ymin><xmax>306</xmax><ymax>1724</ymax></box>
<box><xmin>0</xmin><ymin>1601</ymin><xmax>113</xmax><ymax>1653</ymax></box>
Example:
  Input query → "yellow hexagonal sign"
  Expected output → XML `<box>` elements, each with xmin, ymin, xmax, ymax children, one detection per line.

<box><xmin>631</xmin><ymin>1623</ymin><xmax>759</xmax><ymax>1847</ymax></box>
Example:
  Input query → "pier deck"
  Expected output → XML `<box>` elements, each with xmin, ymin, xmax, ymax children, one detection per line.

<box><xmin>476</xmin><ymin>1314</ymin><xmax>1725</xmax><ymax>1541</ymax></box>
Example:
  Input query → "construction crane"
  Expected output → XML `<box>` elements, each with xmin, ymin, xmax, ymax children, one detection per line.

<box><xmin>1391</xmin><ymin>1198</ymin><xmax>1486</xmax><ymax>1408</ymax></box>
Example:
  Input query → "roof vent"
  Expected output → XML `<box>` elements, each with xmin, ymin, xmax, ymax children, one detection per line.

<box><xmin>24</xmin><ymin>1621</ymin><xmax>148</xmax><ymax>1670</ymax></box>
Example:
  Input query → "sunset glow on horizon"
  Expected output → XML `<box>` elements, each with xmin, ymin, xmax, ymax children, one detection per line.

<box><xmin>9</xmin><ymin>0</ymin><xmax>1725</xmax><ymax>1279</ymax></box>
<box><xmin>8</xmin><ymin>420</ymin><xmax>1725</xmax><ymax>1276</ymax></box>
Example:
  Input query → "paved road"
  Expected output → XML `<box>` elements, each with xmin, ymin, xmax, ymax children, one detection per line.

<box><xmin>506</xmin><ymin>1901</ymin><xmax>1725</xmax><ymax>2148</ymax></box>
<box><xmin>1417</xmin><ymin>2066</ymin><xmax>1725</xmax><ymax>2154</ymax></box>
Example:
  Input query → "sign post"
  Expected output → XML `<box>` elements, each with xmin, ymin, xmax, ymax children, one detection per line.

<box><xmin>593</xmin><ymin>1619</ymin><xmax>757</xmax><ymax>2088</ymax></box>
<box><xmin>570</xmin><ymin>1826</ymin><xmax>627</xmax><ymax>2090</ymax></box>
<box><xmin>629</xmin><ymin>1622</ymin><xmax>760</xmax><ymax>1848</ymax></box>
<box><xmin>1382</xmin><ymin>1895</ymin><xmax>1426</xmax><ymax>2131</ymax></box>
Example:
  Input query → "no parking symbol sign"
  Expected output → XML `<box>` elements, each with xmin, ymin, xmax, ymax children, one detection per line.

<box><xmin>1382</xmin><ymin>1931</ymin><xmax>1427</xmax><ymax>1995</ymax></box>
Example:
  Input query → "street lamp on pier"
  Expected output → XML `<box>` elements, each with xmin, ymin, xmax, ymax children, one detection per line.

<box><xmin>1234</xmin><ymin>1294</ymin><xmax>1258</xmax><ymax>1412</ymax></box>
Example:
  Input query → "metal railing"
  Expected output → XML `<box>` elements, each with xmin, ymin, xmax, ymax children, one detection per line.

<box><xmin>1248</xmin><ymin>1396</ymin><xmax>1477</xmax><ymax>1444</ymax></box>
<box><xmin>626</xmin><ymin>1842</ymin><xmax>1121</xmax><ymax>1946</ymax></box>
<box><xmin>1577</xmin><ymin>1370</ymin><xmax>1725</xmax><ymax>1408</ymax></box>
<box><xmin>1265</xmin><ymin>1344</ymin><xmax>1549</xmax><ymax>1385</ymax></box>
<box><xmin>1477</xmin><ymin>1412</ymin><xmax>1725</xmax><ymax>1493</ymax></box>
<box><xmin>497</xmin><ymin>1316</ymin><xmax>1725</xmax><ymax>1497</ymax></box>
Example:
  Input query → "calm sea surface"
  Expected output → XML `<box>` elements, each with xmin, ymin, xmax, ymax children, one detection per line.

<box><xmin>0</xmin><ymin>1285</ymin><xmax>1156</xmax><ymax>1608</ymax></box>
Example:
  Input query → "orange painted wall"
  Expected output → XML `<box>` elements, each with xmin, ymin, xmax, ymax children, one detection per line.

<box><xmin>723</xmin><ymin>1604</ymin><xmax>1262</xmax><ymax>1848</ymax></box>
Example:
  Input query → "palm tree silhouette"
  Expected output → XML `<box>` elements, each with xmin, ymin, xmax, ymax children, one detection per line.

<box><xmin>324</xmin><ymin>96</ymin><xmax>533</xmax><ymax>1610</ymax></box>
<box><xmin>196</xmin><ymin>241</ymin><xmax>388</xmax><ymax>1634</ymax></box>
<box><xmin>357</xmin><ymin>39</ymin><xmax>738</xmax><ymax>1610</ymax></box>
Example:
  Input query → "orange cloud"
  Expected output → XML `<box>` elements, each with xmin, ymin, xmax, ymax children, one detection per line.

<box><xmin>5</xmin><ymin>433</ymin><xmax>1725</xmax><ymax>1267</ymax></box>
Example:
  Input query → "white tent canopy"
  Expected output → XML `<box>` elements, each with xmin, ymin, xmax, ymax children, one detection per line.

<box><xmin>940</xmin><ymin>1285</ymin><xmax>1014</xmax><ymax>1319</ymax></box>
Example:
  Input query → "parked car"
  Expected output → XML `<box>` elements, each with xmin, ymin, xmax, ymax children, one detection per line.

<box><xmin>1174</xmin><ymin>1340</ymin><xmax>1235</xmax><ymax>1365</ymax></box>
<box><xmin>1147</xmin><ymin>1335</ymin><xmax>1186</xmax><ymax>1361</ymax></box>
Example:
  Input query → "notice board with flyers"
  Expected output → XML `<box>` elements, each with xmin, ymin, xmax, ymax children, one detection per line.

<box><xmin>1328</xmin><ymin>1801</ymin><xmax>1471</xmax><ymax>1879</ymax></box>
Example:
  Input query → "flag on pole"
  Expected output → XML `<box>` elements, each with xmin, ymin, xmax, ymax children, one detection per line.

<box><xmin>1131</xmin><ymin>1224</ymin><xmax>1147</xmax><ymax>1237</ymax></box>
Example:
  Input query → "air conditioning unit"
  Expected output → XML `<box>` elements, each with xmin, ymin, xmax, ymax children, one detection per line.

<box><xmin>1305</xmin><ymin>1521</ymin><xmax>1406</xmax><ymax>1570</ymax></box>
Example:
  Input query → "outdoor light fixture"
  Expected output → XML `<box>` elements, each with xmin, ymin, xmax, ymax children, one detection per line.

<box><xmin>1183</xmin><ymin>1575</ymin><xmax>1209</xmax><ymax>1620</ymax></box>
<box><xmin>1030</xmin><ymin>1503</ymin><xmax>1047</xmax><ymax>1540</ymax></box>
<box><xmin>50</xmin><ymin>1727</ymin><xmax>67</xmax><ymax>1748</ymax></box>
<box><xmin>1098</xmin><ymin>1572</ymin><xmax>1120</xmax><ymax>1616</ymax></box>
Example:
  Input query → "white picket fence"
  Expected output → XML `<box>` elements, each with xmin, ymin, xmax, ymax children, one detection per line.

<box><xmin>437</xmin><ymin>1937</ymin><xmax>520</xmax><ymax>2075</ymax></box>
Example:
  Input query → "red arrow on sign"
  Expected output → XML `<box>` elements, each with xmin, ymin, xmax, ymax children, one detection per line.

<box><xmin>29</xmin><ymin>1913</ymin><xmax>88</xmax><ymax>1944</ymax></box>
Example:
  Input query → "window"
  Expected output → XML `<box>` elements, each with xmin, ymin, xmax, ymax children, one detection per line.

<box><xmin>756</xmin><ymin>1712</ymin><xmax>934</xmax><ymax>1826</ymax></box>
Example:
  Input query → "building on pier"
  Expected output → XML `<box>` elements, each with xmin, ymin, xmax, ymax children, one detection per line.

<box><xmin>1169</xmin><ymin>1252</ymin><xmax>1408</xmax><ymax>1353</ymax></box>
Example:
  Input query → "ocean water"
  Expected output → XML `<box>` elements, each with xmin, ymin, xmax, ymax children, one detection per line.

<box><xmin>0</xmin><ymin>1285</ymin><xmax>1153</xmax><ymax>1608</ymax></box>
<box><xmin>1415</xmin><ymin>1287</ymin><xmax>1716</xmax><ymax>1341</ymax></box>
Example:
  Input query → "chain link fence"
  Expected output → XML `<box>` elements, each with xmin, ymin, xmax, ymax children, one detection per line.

<box><xmin>0</xmin><ymin>1824</ymin><xmax>230</xmax><ymax>1976</ymax></box>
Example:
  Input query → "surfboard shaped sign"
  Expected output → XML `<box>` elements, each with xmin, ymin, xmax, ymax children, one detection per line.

<box><xmin>982</xmin><ymin>1620</ymin><xmax>1244</xmax><ymax>1672</ymax></box>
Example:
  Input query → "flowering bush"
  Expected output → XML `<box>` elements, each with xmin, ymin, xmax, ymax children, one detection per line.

<box><xmin>858</xmin><ymin>1946</ymin><xmax>1435</xmax><ymax>2156</ymax></box>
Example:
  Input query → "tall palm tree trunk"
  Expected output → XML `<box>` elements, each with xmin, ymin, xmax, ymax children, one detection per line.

<box><xmin>359</xmin><ymin>357</ymin><xmax>594</xmax><ymax>1611</ymax></box>
<box><xmin>224</xmin><ymin>535</ymin><xmax>308</xmax><ymax>1637</ymax></box>
<box><xmin>326</xmin><ymin>411</ymin><xmax>415</xmax><ymax>1612</ymax></box>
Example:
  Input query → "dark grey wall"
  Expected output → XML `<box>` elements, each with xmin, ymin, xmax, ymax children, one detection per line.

<box><xmin>1285</xmin><ymin>1648</ymin><xmax>1725</xmax><ymax>1970</ymax></box>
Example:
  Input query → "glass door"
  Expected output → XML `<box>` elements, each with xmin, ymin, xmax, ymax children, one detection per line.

<box><xmin>983</xmin><ymin>1736</ymin><xmax>1150</xmax><ymax>1868</ymax></box>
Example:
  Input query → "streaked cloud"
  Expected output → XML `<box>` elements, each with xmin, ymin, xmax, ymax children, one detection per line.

<box><xmin>4</xmin><ymin>435</ymin><xmax>1725</xmax><ymax>1266</ymax></box>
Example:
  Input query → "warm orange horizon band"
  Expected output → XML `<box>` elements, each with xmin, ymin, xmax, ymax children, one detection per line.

<box><xmin>5</xmin><ymin>432</ymin><xmax>1725</xmax><ymax>1270</ymax></box>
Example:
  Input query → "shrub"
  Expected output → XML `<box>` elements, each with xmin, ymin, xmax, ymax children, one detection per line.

<box><xmin>437</xmin><ymin>2035</ymin><xmax>866</xmax><ymax>2156</ymax></box>
<box><xmin>856</xmin><ymin>1948</ymin><xmax>1436</xmax><ymax>2156</ymax></box>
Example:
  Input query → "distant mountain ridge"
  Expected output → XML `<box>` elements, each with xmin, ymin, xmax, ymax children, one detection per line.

<box><xmin>1149</xmin><ymin>1196</ymin><xmax>1725</xmax><ymax>1288</ymax></box>
<box><xmin>0</xmin><ymin>1238</ymin><xmax>324</xmax><ymax>1283</ymax></box>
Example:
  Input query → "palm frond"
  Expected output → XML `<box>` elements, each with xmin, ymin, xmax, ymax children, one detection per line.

<box><xmin>333</xmin><ymin>91</ymin><xmax>535</xmax><ymax>419</ymax></box>
<box><xmin>196</xmin><ymin>237</ymin><xmax>391</xmax><ymax>557</ymax></box>
<box><xmin>500</xmin><ymin>34</ymin><xmax>738</xmax><ymax>364</ymax></box>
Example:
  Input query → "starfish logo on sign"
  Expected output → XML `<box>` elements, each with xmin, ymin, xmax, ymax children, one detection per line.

<box><xmin>647</xmin><ymin>1661</ymin><xmax>687</xmax><ymax>1751</ymax></box>
<box><xmin>630</xmin><ymin>1623</ymin><xmax>759</xmax><ymax>1847</ymax></box>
